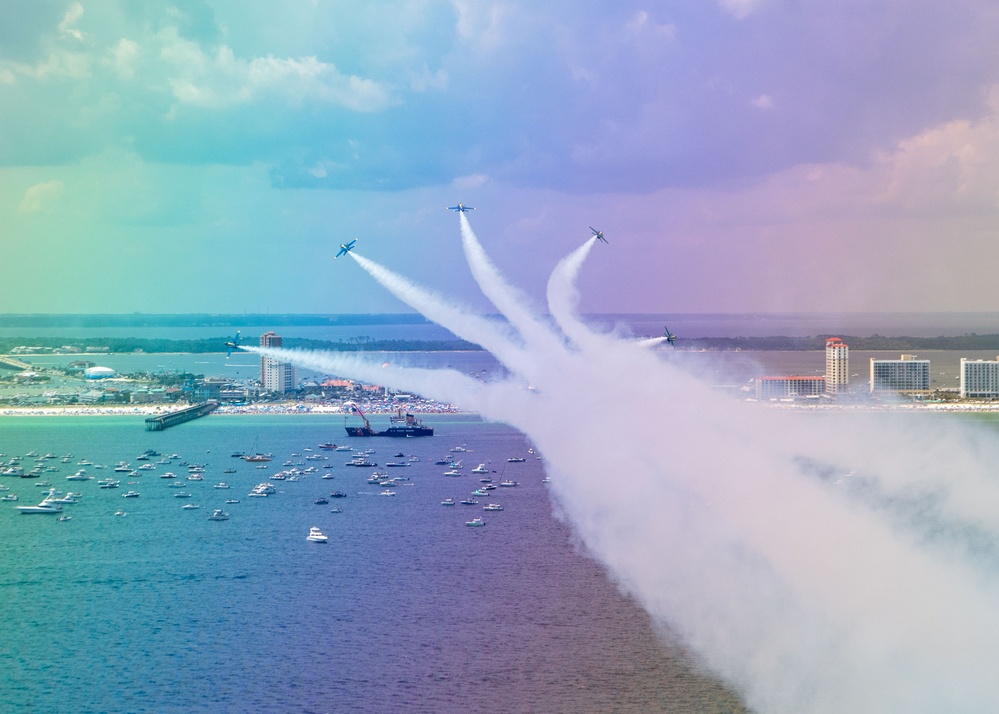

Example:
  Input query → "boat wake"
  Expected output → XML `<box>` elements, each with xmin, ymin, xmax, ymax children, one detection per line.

<box><xmin>246</xmin><ymin>214</ymin><xmax>999</xmax><ymax>713</ymax></box>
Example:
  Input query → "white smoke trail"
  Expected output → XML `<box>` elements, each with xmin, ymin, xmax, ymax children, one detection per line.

<box><xmin>458</xmin><ymin>212</ymin><xmax>568</xmax><ymax>356</ymax></box>
<box><xmin>254</xmin><ymin>223</ymin><xmax>999</xmax><ymax>713</ymax></box>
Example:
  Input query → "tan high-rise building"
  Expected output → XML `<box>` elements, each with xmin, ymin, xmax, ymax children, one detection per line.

<box><xmin>825</xmin><ymin>337</ymin><xmax>849</xmax><ymax>395</ymax></box>
<box><xmin>260</xmin><ymin>331</ymin><xmax>296</xmax><ymax>394</ymax></box>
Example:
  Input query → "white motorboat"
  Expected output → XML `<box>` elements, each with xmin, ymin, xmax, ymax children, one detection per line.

<box><xmin>483</xmin><ymin>504</ymin><xmax>504</xmax><ymax>511</ymax></box>
<box><xmin>471</xmin><ymin>464</ymin><xmax>489</xmax><ymax>474</ymax></box>
<box><xmin>1</xmin><ymin>494</ymin><xmax>19</xmax><ymax>502</ymax></box>
<box><xmin>66</xmin><ymin>469</ymin><xmax>91</xmax><ymax>481</ymax></box>
<box><xmin>181</xmin><ymin>503</ymin><xmax>200</xmax><ymax>510</ymax></box>
<box><xmin>122</xmin><ymin>491</ymin><xmax>140</xmax><ymax>498</ymax></box>
<box><xmin>465</xmin><ymin>517</ymin><xmax>486</xmax><ymax>527</ymax></box>
<box><xmin>208</xmin><ymin>509</ymin><xmax>230</xmax><ymax>521</ymax></box>
<box><xmin>306</xmin><ymin>526</ymin><xmax>328</xmax><ymax>543</ymax></box>
<box><xmin>441</xmin><ymin>498</ymin><xmax>456</xmax><ymax>506</ymax></box>
<box><xmin>213</xmin><ymin>482</ymin><xmax>230</xmax><ymax>489</ymax></box>
<box><xmin>17</xmin><ymin>499</ymin><xmax>63</xmax><ymax>514</ymax></box>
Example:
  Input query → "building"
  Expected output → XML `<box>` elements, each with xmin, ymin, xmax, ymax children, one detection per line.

<box><xmin>84</xmin><ymin>366</ymin><xmax>116</xmax><ymax>379</ymax></box>
<box><xmin>869</xmin><ymin>354</ymin><xmax>931</xmax><ymax>395</ymax></box>
<box><xmin>960</xmin><ymin>357</ymin><xmax>999</xmax><ymax>399</ymax></box>
<box><xmin>260</xmin><ymin>331</ymin><xmax>296</xmax><ymax>394</ymax></box>
<box><xmin>756</xmin><ymin>376</ymin><xmax>826</xmax><ymax>401</ymax></box>
<box><xmin>825</xmin><ymin>338</ymin><xmax>849</xmax><ymax>395</ymax></box>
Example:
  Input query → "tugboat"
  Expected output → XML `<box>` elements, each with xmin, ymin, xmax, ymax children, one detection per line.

<box><xmin>343</xmin><ymin>404</ymin><xmax>433</xmax><ymax>438</ymax></box>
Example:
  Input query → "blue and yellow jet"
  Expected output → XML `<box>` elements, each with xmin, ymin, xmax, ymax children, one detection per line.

<box><xmin>448</xmin><ymin>204</ymin><xmax>475</xmax><ymax>213</ymax></box>
<box><xmin>589</xmin><ymin>226</ymin><xmax>608</xmax><ymax>244</ymax></box>
<box><xmin>335</xmin><ymin>239</ymin><xmax>357</xmax><ymax>258</ymax></box>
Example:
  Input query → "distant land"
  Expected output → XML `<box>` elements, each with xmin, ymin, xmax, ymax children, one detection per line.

<box><xmin>0</xmin><ymin>313</ymin><xmax>433</xmax><ymax>328</ymax></box>
<box><xmin>5</xmin><ymin>313</ymin><xmax>999</xmax><ymax>353</ymax></box>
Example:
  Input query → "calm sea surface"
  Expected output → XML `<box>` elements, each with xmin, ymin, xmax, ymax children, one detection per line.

<box><xmin>0</xmin><ymin>415</ymin><xmax>745</xmax><ymax>714</ymax></box>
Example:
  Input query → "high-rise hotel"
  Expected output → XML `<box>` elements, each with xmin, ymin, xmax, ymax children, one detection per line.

<box><xmin>260</xmin><ymin>331</ymin><xmax>296</xmax><ymax>394</ymax></box>
<box><xmin>825</xmin><ymin>337</ymin><xmax>849</xmax><ymax>395</ymax></box>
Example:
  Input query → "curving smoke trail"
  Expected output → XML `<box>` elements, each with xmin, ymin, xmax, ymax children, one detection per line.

<box><xmin>253</xmin><ymin>223</ymin><xmax>999</xmax><ymax>713</ymax></box>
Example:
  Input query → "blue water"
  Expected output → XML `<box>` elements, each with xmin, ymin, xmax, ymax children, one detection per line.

<box><xmin>0</xmin><ymin>415</ymin><xmax>744</xmax><ymax>713</ymax></box>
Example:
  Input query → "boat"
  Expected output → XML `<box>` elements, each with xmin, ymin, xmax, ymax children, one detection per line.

<box><xmin>378</xmin><ymin>490</ymin><xmax>396</xmax><ymax>496</ymax></box>
<box><xmin>483</xmin><ymin>503</ymin><xmax>504</xmax><ymax>511</ymax></box>
<box><xmin>214</xmin><ymin>482</ymin><xmax>230</xmax><ymax>489</ymax></box>
<box><xmin>459</xmin><ymin>498</ymin><xmax>478</xmax><ymax>505</ymax></box>
<box><xmin>329</xmin><ymin>491</ymin><xmax>347</xmax><ymax>498</ymax></box>
<box><xmin>314</xmin><ymin>497</ymin><xmax>329</xmax><ymax>505</ymax></box>
<box><xmin>1</xmin><ymin>494</ymin><xmax>19</xmax><ymax>502</ymax></box>
<box><xmin>343</xmin><ymin>404</ymin><xmax>434</xmax><ymax>438</ymax></box>
<box><xmin>225</xmin><ymin>499</ymin><xmax>240</xmax><ymax>504</ymax></box>
<box><xmin>465</xmin><ymin>518</ymin><xmax>486</xmax><ymax>527</ymax></box>
<box><xmin>17</xmin><ymin>499</ymin><xmax>63</xmax><ymax>514</ymax></box>
<box><xmin>318</xmin><ymin>442</ymin><xmax>338</xmax><ymax>450</ymax></box>
<box><xmin>441</xmin><ymin>498</ymin><xmax>456</xmax><ymax>506</ymax></box>
<box><xmin>223</xmin><ymin>468</ymin><xmax>237</xmax><ymax>474</ymax></box>
<box><xmin>57</xmin><ymin>515</ymin><xmax>71</xmax><ymax>521</ymax></box>
<box><xmin>385</xmin><ymin>462</ymin><xmax>409</xmax><ymax>468</ymax></box>
<box><xmin>182</xmin><ymin>503</ymin><xmax>200</xmax><ymax>510</ymax></box>
<box><xmin>66</xmin><ymin>469</ymin><xmax>91</xmax><ymax>481</ymax></box>
<box><xmin>471</xmin><ymin>488</ymin><xmax>488</xmax><ymax>496</ymax></box>
<box><xmin>243</xmin><ymin>453</ymin><xmax>272</xmax><ymax>463</ymax></box>
<box><xmin>442</xmin><ymin>470</ymin><xmax>462</xmax><ymax>477</ymax></box>
<box><xmin>330</xmin><ymin>506</ymin><xmax>343</xmax><ymax>513</ymax></box>
<box><xmin>499</xmin><ymin>480</ymin><xmax>519</xmax><ymax>487</ymax></box>
<box><xmin>160</xmin><ymin>471</ymin><xmax>177</xmax><ymax>479</ymax></box>
<box><xmin>471</xmin><ymin>464</ymin><xmax>490</xmax><ymax>474</ymax></box>
<box><xmin>346</xmin><ymin>458</ymin><xmax>377</xmax><ymax>468</ymax></box>
<box><xmin>306</xmin><ymin>526</ymin><xmax>328</xmax><ymax>543</ymax></box>
<box><xmin>122</xmin><ymin>491</ymin><xmax>140</xmax><ymax>498</ymax></box>
<box><xmin>173</xmin><ymin>492</ymin><xmax>193</xmax><ymax>498</ymax></box>
<box><xmin>186</xmin><ymin>474</ymin><xmax>204</xmax><ymax>481</ymax></box>
<box><xmin>506</xmin><ymin>457</ymin><xmax>526</xmax><ymax>463</ymax></box>
<box><xmin>208</xmin><ymin>509</ymin><xmax>230</xmax><ymax>521</ymax></box>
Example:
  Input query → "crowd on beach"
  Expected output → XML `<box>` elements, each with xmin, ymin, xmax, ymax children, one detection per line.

<box><xmin>1</xmin><ymin>397</ymin><xmax>462</xmax><ymax>418</ymax></box>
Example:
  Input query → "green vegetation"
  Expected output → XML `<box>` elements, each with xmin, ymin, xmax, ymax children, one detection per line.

<box><xmin>0</xmin><ymin>336</ymin><xmax>482</xmax><ymax>355</ymax></box>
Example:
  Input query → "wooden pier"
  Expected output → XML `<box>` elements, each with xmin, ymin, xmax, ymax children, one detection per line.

<box><xmin>144</xmin><ymin>401</ymin><xmax>218</xmax><ymax>431</ymax></box>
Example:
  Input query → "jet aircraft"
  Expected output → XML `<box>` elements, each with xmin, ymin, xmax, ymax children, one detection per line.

<box><xmin>664</xmin><ymin>326</ymin><xmax>678</xmax><ymax>349</ymax></box>
<box><xmin>448</xmin><ymin>204</ymin><xmax>475</xmax><ymax>213</ymax></box>
<box><xmin>224</xmin><ymin>331</ymin><xmax>243</xmax><ymax>358</ymax></box>
<box><xmin>335</xmin><ymin>239</ymin><xmax>357</xmax><ymax>258</ymax></box>
<box><xmin>590</xmin><ymin>226</ymin><xmax>608</xmax><ymax>244</ymax></box>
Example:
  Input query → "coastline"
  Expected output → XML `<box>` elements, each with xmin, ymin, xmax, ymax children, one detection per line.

<box><xmin>0</xmin><ymin>402</ymin><xmax>465</xmax><ymax>417</ymax></box>
<box><xmin>7</xmin><ymin>401</ymin><xmax>999</xmax><ymax>417</ymax></box>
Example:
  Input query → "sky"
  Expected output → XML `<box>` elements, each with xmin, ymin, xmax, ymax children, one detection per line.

<box><xmin>3</xmin><ymin>0</ymin><xmax>999</xmax><ymax>315</ymax></box>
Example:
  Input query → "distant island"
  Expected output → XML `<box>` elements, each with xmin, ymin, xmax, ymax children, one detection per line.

<box><xmin>6</xmin><ymin>333</ymin><xmax>999</xmax><ymax>355</ymax></box>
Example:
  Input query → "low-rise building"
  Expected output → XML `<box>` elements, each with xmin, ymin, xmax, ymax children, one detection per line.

<box><xmin>756</xmin><ymin>376</ymin><xmax>826</xmax><ymax>401</ymax></box>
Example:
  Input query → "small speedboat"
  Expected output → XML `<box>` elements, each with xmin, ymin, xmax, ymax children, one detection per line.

<box><xmin>208</xmin><ymin>509</ymin><xmax>229</xmax><ymax>521</ymax></box>
<box><xmin>483</xmin><ymin>503</ymin><xmax>504</xmax><ymax>511</ymax></box>
<box><xmin>181</xmin><ymin>503</ymin><xmax>200</xmax><ymax>510</ymax></box>
<box><xmin>213</xmin><ymin>482</ymin><xmax>230</xmax><ymax>489</ymax></box>
<box><xmin>307</xmin><ymin>527</ymin><xmax>328</xmax><ymax>543</ymax></box>
<box><xmin>465</xmin><ymin>518</ymin><xmax>486</xmax><ymax>527</ymax></box>
<box><xmin>471</xmin><ymin>464</ymin><xmax>489</xmax><ymax>474</ymax></box>
<box><xmin>441</xmin><ymin>498</ymin><xmax>456</xmax><ymax>506</ymax></box>
<box><xmin>314</xmin><ymin>497</ymin><xmax>329</xmax><ymax>505</ymax></box>
<box><xmin>122</xmin><ymin>491</ymin><xmax>140</xmax><ymax>498</ymax></box>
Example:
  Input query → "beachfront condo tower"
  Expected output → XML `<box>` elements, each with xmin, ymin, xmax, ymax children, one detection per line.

<box><xmin>260</xmin><ymin>331</ymin><xmax>296</xmax><ymax>394</ymax></box>
<box><xmin>825</xmin><ymin>337</ymin><xmax>849</xmax><ymax>395</ymax></box>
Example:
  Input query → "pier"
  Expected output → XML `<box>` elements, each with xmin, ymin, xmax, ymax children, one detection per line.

<box><xmin>144</xmin><ymin>401</ymin><xmax>218</xmax><ymax>431</ymax></box>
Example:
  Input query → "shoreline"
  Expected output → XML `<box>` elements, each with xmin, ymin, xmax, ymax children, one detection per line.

<box><xmin>0</xmin><ymin>403</ymin><xmax>465</xmax><ymax>417</ymax></box>
<box><xmin>6</xmin><ymin>401</ymin><xmax>999</xmax><ymax>417</ymax></box>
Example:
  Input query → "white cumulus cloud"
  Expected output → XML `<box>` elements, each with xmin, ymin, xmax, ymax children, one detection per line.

<box><xmin>19</xmin><ymin>180</ymin><xmax>65</xmax><ymax>213</ymax></box>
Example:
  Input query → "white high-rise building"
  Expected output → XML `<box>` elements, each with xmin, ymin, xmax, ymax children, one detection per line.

<box><xmin>870</xmin><ymin>354</ymin><xmax>930</xmax><ymax>395</ymax></box>
<box><xmin>960</xmin><ymin>357</ymin><xmax>999</xmax><ymax>399</ymax></box>
<box><xmin>260</xmin><ymin>331</ymin><xmax>296</xmax><ymax>394</ymax></box>
<box><xmin>825</xmin><ymin>338</ymin><xmax>849</xmax><ymax>395</ymax></box>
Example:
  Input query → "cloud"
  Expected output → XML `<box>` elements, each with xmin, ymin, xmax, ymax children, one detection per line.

<box><xmin>159</xmin><ymin>33</ymin><xmax>394</xmax><ymax>113</ymax></box>
<box><xmin>19</xmin><ymin>180</ymin><xmax>64</xmax><ymax>213</ymax></box>
<box><xmin>58</xmin><ymin>2</ymin><xmax>85</xmax><ymax>41</ymax></box>
<box><xmin>718</xmin><ymin>0</ymin><xmax>766</xmax><ymax>20</ymax></box>
<box><xmin>452</xmin><ymin>173</ymin><xmax>489</xmax><ymax>190</ymax></box>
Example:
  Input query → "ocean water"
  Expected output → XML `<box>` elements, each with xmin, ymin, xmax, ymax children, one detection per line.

<box><xmin>0</xmin><ymin>415</ymin><xmax>745</xmax><ymax>714</ymax></box>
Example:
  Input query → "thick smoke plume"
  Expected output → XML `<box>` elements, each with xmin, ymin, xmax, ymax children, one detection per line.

<box><xmin>246</xmin><ymin>214</ymin><xmax>999</xmax><ymax>713</ymax></box>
